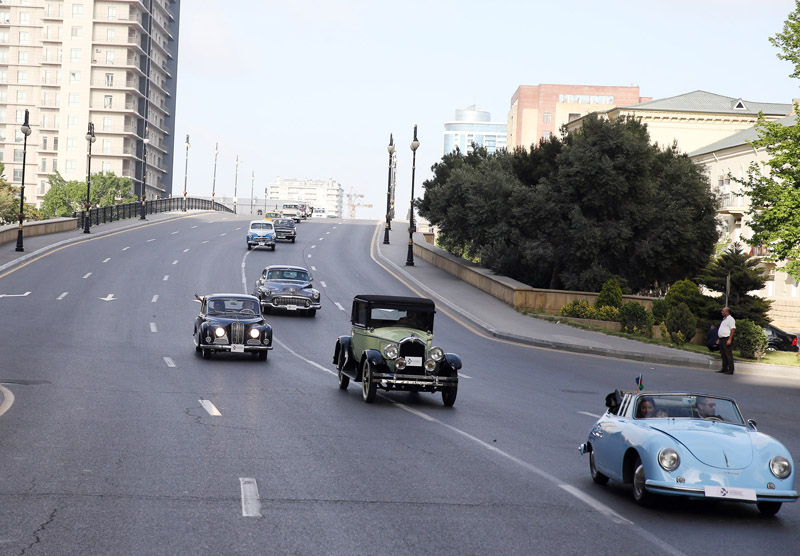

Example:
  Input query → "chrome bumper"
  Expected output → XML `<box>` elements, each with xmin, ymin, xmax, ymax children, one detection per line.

<box><xmin>369</xmin><ymin>372</ymin><xmax>458</xmax><ymax>389</ymax></box>
<box><xmin>645</xmin><ymin>480</ymin><xmax>799</xmax><ymax>502</ymax></box>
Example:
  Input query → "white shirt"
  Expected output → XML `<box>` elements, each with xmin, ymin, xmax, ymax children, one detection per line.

<box><xmin>719</xmin><ymin>315</ymin><xmax>736</xmax><ymax>338</ymax></box>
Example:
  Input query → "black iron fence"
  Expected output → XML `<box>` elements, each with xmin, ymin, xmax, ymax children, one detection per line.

<box><xmin>73</xmin><ymin>197</ymin><xmax>234</xmax><ymax>229</ymax></box>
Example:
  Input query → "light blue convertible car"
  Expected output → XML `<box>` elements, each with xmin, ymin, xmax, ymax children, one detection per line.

<box><xmin>579</xmin><ymin>390</ymin><xmax>798</xmax><ymax>516</ymax></box>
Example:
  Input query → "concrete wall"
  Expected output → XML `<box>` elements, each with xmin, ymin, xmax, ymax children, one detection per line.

<box><xmin>0</xmin><ymin>218</ymin><xmax>78</xmax><ymax>246</ymax></box>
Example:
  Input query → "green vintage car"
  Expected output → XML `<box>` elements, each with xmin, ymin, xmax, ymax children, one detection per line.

<box><xmin>332</xmin><ymin>294</ymin><xmax>461</xmax><ymax>405</ymax></box>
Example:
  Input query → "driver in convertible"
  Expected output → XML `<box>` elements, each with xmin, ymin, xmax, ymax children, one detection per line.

<box><xmin>696</xmin><ymin>396</ymin><xmax>720</xmax><ymax>419</ymax></box>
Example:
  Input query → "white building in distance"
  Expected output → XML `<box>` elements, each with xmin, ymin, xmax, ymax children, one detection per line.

<box><xmin>267</xmin><ymin>177</ymin><xmax>344</xmax><ymax>218</ymax></box>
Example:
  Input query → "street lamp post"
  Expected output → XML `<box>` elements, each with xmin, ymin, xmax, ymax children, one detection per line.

<box><xmin>233</xmin><ymin>155</ymin><xmax>240</xmax><ymax>214</ymax></box>
<box><xmin>83</xmin><ymin>122</ymin><xmax>96</xmax><ymax>233</ymax></box>
<box><xmin>250</xmin><ymin>171</ymin><xmax>254</xmax><ymax>214</ymax></box>
<box><xmin>183</xmin><ymin>134</ymin><xmax>190</xmax><ymax>211</ymax></box>
<box><xmin>383</xmin><ymin>133</ymin><xmax>395</xmax><ymax>244</ymax></box>
<box><xmin>14</xmin><ymin>109</ymin><xmax>32</xmax><ymax>252</ymax></box>
<box><xmin>406</xmin><ymin>125</ymin><xmax>419</xmax><ymax>266</ymax></box>
<box><xmin>212</xmin><ymin>142</ymin><xmax>219</xmax><ymax>205</ymax></box>
<box><xmin>140</xmin><ymin>131</ymin><xmax>149</xmax><ymax>220</ymax></box>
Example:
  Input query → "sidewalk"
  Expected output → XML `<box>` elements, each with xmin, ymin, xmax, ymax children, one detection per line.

<box><xmin>374</xmin><ymin>223</ymin><xmax>799</xmax><ymax>380</ymax></box>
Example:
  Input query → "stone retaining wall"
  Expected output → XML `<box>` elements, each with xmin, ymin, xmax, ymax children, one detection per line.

<box><xmin>0</xmin><ymin>218</ymin><xmax>78</xmax><ymax>246</ymax></box>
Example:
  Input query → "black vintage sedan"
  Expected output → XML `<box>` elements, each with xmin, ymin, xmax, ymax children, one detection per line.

<box><xmin>273</xmin><ymin>218</ymin><xmax>297</xmax><ymax>243</ymax></box>
<box><xmin>193</xmin><ymin>294</ymin><xmax>273</xmax><ymax>360</ymax></box>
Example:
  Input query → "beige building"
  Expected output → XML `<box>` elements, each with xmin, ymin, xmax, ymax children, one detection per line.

<box><xmin>268</xmin><ymin>177</ymin><xmax>344</xmax><ymax>218</ymax></box>
<box><xmin>1</xmin><ymin>0</ymin><xmax>181</xmax><ymax>205</ymax></box>
<box><xmin>507</xmin><ymin>84</ymin><xmax>650</xmax><ymax>150</ymax></box>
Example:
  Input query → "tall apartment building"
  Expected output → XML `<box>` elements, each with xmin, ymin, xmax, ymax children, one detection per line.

<box><xmin>507</xmin><ymin>84</ymin><xmax>650</xmax><ymax>150</ymax></box>
<box><xmin>0</xmin><ymin>0</ymin><xmax>181</xmax><ymax>206</ymax></box>
<box><xmin>443</xmin><ymin>105</ymin><xmax>507</xmax><ymax>155</ymax></box>
<box><xmin>267</xmin><ymin>177</ymin><xmax>344</xmax><ymax>218</ymax></box>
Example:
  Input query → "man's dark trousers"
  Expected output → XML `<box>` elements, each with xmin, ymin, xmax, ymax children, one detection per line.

<box><xmin>719</xmin><ymin>337</ymin><xmax>734</xmax><ymax>374</ymax></box>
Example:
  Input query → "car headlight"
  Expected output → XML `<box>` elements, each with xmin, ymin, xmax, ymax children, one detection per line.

<box><xmin>312</xmin><ymin>291</ymin><xmax>320</xmax><ymax>300</ymax></box>
<box><xmin>384</xmin><ymin>344</ymin><xmax>398</xmax><ymax>359</ymax></box>
<box><xmin>249</xmin><ymin>328</ymin><xmax>260</xmax><ymax>339</ymax></box>
<box><xmin>429</xmin><ymin>346</ymin><xmax>444</xmax><ymax>362</ymax></box>
<box><xmin>395</xmin><ymin>357</ymin><xmax>407</xmax><ymax>370</ymax></box>
<box><xmin>424</xmin><ymin>359</ymin><xmax>437</xmax><ymax>373</ymax></box>
<box><xmin>214</xmin><ymin>327</ymin><xmax>226</xmax><ymax>337</ymax></box>
<box><xmin>658</xmin><ymin>448</ymin><xmax>680</xmax><ymax>471</ymax></box>
<box><xmin>770</xmin><ymin>456</ymin><xmax>792</xmax><ymax>479</ymax></box>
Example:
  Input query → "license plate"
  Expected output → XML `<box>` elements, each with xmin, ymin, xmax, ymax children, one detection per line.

<box><xmin>231</xmin><ymin>344</ymin><xmax>245</xmax><ymax>353</ymax></box>
<box><xmin>704</xmin><ymin>486</ymin><xmax>756</xmax><ymax>501</ymax></box>
<box><xmin>286</xmin><ymin>305</ymin><xmax>298</xmax><ymax>311</ymax></box>
<box><xmin>405</xmin><ymin>356</ymin><xmax>423</xmax><ymax>366</ymax></box>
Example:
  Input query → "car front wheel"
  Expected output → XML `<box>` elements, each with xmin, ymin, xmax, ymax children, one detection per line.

<box><xmin>757</xmin><ymin>501</ymin><xmax>782</xmax><ymax>516</ymax></box>
<box><xmin>361</xmin><ymin>359</ymin><xmax>376</xmax><ymax>403</ymax></box>
<box><xmin>632</xmin><ymin>456</ymin><xmax>650</xmax><ymax>506</ymax></box>
<box><xmin>442</xmin><ymin>384</ymin><xmax>457</xmax><ymax>407</ymax></box>
<box><xmin>202</xmin><ymin>348</ymin><xmax>212</xmax><ymax>360</ymax></box>
<box><xmin>590</xmin><ymin>450</ymin><xmax>609</xmax><ymax>485</ymax></box>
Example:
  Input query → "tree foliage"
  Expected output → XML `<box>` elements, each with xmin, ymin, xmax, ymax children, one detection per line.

<box><xmin>418</xmin><ymin>116</ymin><xmax>718</xmax><ymax>292</ymax></box>
<box><xmin>739</xmin><ymin>1</ymin><xmax>800</xmax><ymax>281</ymax></box>
<box><xmin>0</xmin><ymin>163</ymin><xmax>41</xmax><ymax>225</ymax></box>
<box><xmin>40</xmin><ymin>171</ymin><xmax>135</xmax><ymax>218</ymax></box>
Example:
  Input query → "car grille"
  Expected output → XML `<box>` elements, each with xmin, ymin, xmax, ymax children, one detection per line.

<box><xmin>399</xmin><ymin>338</ymin><xmax>425</xmax><ymax>375</ymax></box>
<box><xmin>274</xmin><ymin>296</ymin><xmax>310</xmax><ymax>307</ymax></box>
<box><xmin>230</xmin><ymin>322</ymin><xmax>245</xmax><ymax>344</ymax></box>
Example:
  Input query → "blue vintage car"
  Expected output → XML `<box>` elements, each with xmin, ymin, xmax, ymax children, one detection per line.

<box><xmin>246</xmin><ymin>220</ymin><xmax>277</xmax><ymax>251</ymax></box>
<box><xmin>579</xmin><ymin>390</ymin><xmax>798</xmax><ymax>516</ymax></box>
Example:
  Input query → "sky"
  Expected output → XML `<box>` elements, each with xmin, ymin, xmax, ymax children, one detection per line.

<box><xmin>173</xmin><ymin>0</ymin><xmax>800</xmax><ymax>220</ymax></box>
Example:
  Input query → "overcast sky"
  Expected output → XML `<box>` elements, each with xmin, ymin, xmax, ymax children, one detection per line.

<box><xmin>173</xmin><ymin>0</ymin><xmax>800</xmax><ymax>220</ymax></box>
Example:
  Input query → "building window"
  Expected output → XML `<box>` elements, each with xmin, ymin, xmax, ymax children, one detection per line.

<box><xmin>14</xmin><ymin>149</ymin><xmax>24</xmax><ymax>162</ymax></box>
<box><xmin>53</xmin><ymin>137</ymin><xmax>59</xmax><ymax>150</ymax></box>
<box><xmin>543</xmin><ymin>112</ymin><xmax>552</xmax><ymax>123</ymax></box>
<box><xmin>17</xmin><ymin>70</ymin><xmax>27</xmax><ymax>83</ymax></box>
<box><xmin>0</xmin><ymin>50</ymin><xmax>6</xmax><ymax>64</ymax></box>
<box><xmin>72</xmin><ymin>4</ymin><xmax>83</xmax><ymax>17</ymax></box>
<box><xmin>103</xmin><ymin>117</ymin><xmax>112</xmax><ymax>131</ymax></box>
<box><xmin>0</xmin><ymin>32</ymin><xmax>8</xmax><ymax>45</ymax></box>
<box><xmin>108</xmin><ymin>6</ymin><xmax>117</xmax><ymax>20</ymax></box>
<box><xmin>105</xmin><ymin>73</ymin><xmax>113</xmax><ymax>86</ymax></box>
<box><xmin>14</xmin><ymin>169</ymin><xmax>23</xmax><ymax>181</ymax></box>
<box><xmin>102</xmin><ymin>161</ymin><xmax>111</xmax><ymax>172</ymax></box>
<box><xmin>53</xmin><ymin>158</ymin><xmax>57</xmax><ymax>171</ymax></box>
<box><xmin>67</xmin><ymin>138</ymin><xmax>78</xmax><ymax>152</ymax></box>
<box><xmin>107</xmin><ymin>29</ymin><xmax>116</xmax><ymax>42</ymax></box>
<box><xmin>0</xmin><ymin>12</ymin><xmax>8</xmax><ymax>25</ymax></box>
<box><xmin>69</xmin><ymin>70</ymin><xmax>80</xmax><ymax>84</ymax></box>
<box><xmin>42</xmin><ymin>136</ymin><xmax>48</xmax><ymax>150</ymax></box>
<box><xmin>70</xmin><ymin>48</ymin><xmax>81</xmax><ymax>62</ymax></box>
<box><xmin>106</xmin><ymin>51</ymin><xmax>115</xmax><ymax>64</ymax></box>
<box><xmin>41</xmin><ymin>158</ymin><xmax>47</xmax><ymax>172</ymax></box>
<box><xmin>102</xmin><ymin>139</ymin><xmax>111</xmax><ymax>154</ymax></box>
<box><xmin>68</xmin><ymin>115</ymin><xmax>78</xmax><ymax>129</ymax></box>
<box><xmin>68</xmin><ymin>92</ymin><xmax>80</xmax><ymax>106</ymax></box>
<box><xmin>0</xmin><ymin>70</ymin><xmax>6</xmax><ymax>83</ymax></box>
<box><xmin>66</xmin><ymin>160</ymin><xmax>76</xmax><ymax>172</ymax></box>
<box><xmin>71</xmin><ymin>27</ymin><xmax>82</xmax><ymax>39</ymax></box>
<box><xmin>104</xmin><ymin>95</ymin><xmax>113</xmax><ymax>108</ymax></box>
<box><xmin>568</xmin><ymin>113</ymin><xmax>581</xmax><ymax>122</ymax></box>
<box><xmin>542</xmin><ymin>131</ymin><xmax>552</xmax><ymax>140</ymax></box>
<box><xmin>19</xmin><ymin>12</ymin><xmax>30</xmax><ymax>25</ymax></box>
<box><xmin>18</xmin><ymin>31</ymin><xmax>29</xmax><ymax>45</ymax></box>
<box><xmin>39</xmin><ymin>181</ymin><xmax>47</xmax><ymax>195</ymax></box>
<box><xmin>16</xmin><ymin>90</ymin><xmax>26</xmax><ymax>103</ymax></box>
<box><xmin>18</xmin><ymin>51</ymin><xmax>29</xmax><ymax>64</ymax></box>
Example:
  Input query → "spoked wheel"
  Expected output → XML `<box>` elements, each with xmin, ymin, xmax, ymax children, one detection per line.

<box><xmin>632</xmin><ymin>456</ymin><xmax>651</xmax><ymax>506</ymax></box>
<box><xmin>442</xmin><ymin>385</ymin><xmax>457</xmax><ymax>407</ymax></box>
<box><xmin>590</xmin><ymin>450</ymin><xmax>609</xmax><ymax>485</ymax></box>
<box><xmin>361</xmin><ymin>359</ymin><xmax>376</xmax><ymax>403</ymax></box>
<box><xmin>757</xmin><ymin>501</ymin><xmax>782</xmax><ymax>516</ymax></box>
<box><xmin>337</xmin><ymin>350</ymin><xmax>350</xmax><ymax>390</ymax></box>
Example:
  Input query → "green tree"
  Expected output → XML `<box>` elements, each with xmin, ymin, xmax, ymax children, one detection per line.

<box><xmin>739</xmin><ymin>1</ymin><xmax>800</xmax><ymax>281</ymax></box>
<box><xmin>595</xmin><ymin>279</ymin><xmax>623</xmax><ymax>308</ymax></box>
<box><xmin>40</xmin><ymin>171</ymin><xmax>135</xmax><ymax>218</ymax></box>
<box><xmin>0</xmin><ymin>163</ymin><xmax>40</xmax><ymax>225</ymax></box>
<box><xmin>694</xmin><ymin>242</ymin><xmax>772</xmax><ymax>326</ymax></box>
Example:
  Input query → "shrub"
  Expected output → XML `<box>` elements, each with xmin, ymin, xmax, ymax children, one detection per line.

<box><xmin>560</xmin><ymin>299</ymin><xmax>597</xmax><ymax>319</ymax></box>
<box><xmin>595</xmin><ymin>279</ymin><xmax>623</xmax><ymax>309</ymax></box>
<box><xmin>619</xmin><ymin>302</ymin><xmax>649</xmax><ymax>335</ymax></box>
<box><xmin>651</xmin><ymin>299</ymin><xmax>669</xmax><ymax>324</ymax></box>
<box><xmin>666</xmin><ymin>302</ymin><xmax>697</xmax><ymax>345</ymax></box>
<box><xmin>596</xmin><ymin>305</ymin><xmax>621</xmax><ymax>321</ymax></box>
<box><xmin>735</xmin><ymin>319</ymin><xmax>768</xmax><ymax>360</ymax></box>
<box><xmin>665</xmin><ymin>280</ymin><xmax>705</xmax><ymax>318</ymax></box>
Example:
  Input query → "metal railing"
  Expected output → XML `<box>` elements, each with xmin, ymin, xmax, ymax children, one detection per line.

<box><xmin>73</xmin><ymin>197</ymin><xmax>233</xmax><ymax>229</ymax></box>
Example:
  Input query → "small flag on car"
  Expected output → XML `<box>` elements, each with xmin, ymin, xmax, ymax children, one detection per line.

<box><xmin>636</xmin><ymin>374</ymin><xmax>644</xmax><ymax>390</ymax></box>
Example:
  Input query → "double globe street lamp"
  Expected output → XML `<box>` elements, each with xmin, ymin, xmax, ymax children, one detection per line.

<box><xmin>83</xmin><ymin>122</ymin><xmax>96</xmax><ymax>233</ymax></box>
<box><xmin>383</xmin><ymin>134</ymin><xmax>395</xmax><ymax>245</ymax></box>
<box><xmin>14</xmin><ymin>109</ymin><xmax>32</xmax><ymax>252</ymax></box>
<box><xmin>406</xmin><ymin>125</ymin><xmax>420</xmax><ymax>266</ymax></box>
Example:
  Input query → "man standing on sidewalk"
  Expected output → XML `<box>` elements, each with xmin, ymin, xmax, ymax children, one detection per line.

<box><xmin>716</xmin><ymin>307</ymin><xmax>736</xmax><ymax>375</ymax></box>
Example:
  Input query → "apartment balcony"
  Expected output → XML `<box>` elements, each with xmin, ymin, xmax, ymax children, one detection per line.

<box><xmin>716</xmin><ymin>192</ymin><xmax>746</xmax><ymax>215</ymax></box>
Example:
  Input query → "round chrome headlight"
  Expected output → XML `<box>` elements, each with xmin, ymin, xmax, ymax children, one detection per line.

<box><xmin>384</xmin><ymin>344</ymin><xmax>398</xmax><ymax>359</ymax></box>
<box><xmin>770</xmin><ymin>456</ymin><xmax>792</xmax><ymax>479</ymax></box>
<box><xmin>214</xmin><ymin>327</ymin><xmax>226</xmax><ymax>337</ymax></box>
<box><xmin>429</xmin><ymin>346</ymin><xmax>444</xmax><ymax>362</ymax></box>
<box><xmin>249</xmin><ymin>328</ymin><xmax>260</xmax><ymax>339</ymax></box>
<box><xmin>658</xmin><ymin>448</ymin><xmax>680</xmax><ymax>471</ymax></box>
<box><xmin>424</xmin><ymin>359</ymin><xmax>437</xmax><ymax>373</ymax></box>
<box><xmin>395</xmin><ymin>357</ymin><xmax>407</xmax><ymax>370</ymax></box>
<box><xmin>312</xmin><ymin>291</ymin><xmax>320</xmax><ymax>300</ymax></box>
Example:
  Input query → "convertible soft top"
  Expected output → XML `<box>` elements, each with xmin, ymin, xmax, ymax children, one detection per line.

<box><xmin>354</xmin><ymin>294</ymin><xmax>436</xmax><ymax>311</ymax></box>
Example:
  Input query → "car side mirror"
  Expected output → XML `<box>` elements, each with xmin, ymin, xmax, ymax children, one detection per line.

<box><xmin>747</xmin><ymin>419</ymin><xmax>758</xmax><ymax>431</ymax></box>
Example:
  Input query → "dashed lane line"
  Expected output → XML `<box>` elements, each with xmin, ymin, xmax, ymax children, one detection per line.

<box><xmin>199</xmin><ymin>399</ymin><xmax>221</xmax><ymax>416</ymax></box>
<box><xmin>239</xmin><ymin>478</ymin><xmax>262</xmax><ymax>518</ymax></box>
<box><xmin>57</xmin><ymin>292</ymin><xmax>68</xmax><ymax>300</ymax></box>
<box><xmin>163</xmin><ymin>357</ymin><xmax>176</xmax><ymax>368</ymax></box>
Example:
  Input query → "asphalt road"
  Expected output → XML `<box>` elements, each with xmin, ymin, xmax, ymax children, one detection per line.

<box><xmin>0</xmin><ymin>214</ymin><xmax>798</xmax><ymax>555</ymax></box>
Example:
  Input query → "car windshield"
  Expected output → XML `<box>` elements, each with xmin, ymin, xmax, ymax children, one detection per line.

<box><xmin>267</xmin><ymin>269</ymin><xmax>309</xmax><ymax>282</ymax></box>
<box><xmin>208</xmin><ymin>298</ymin><xmax>259</xmax><ymax>315</ymax></box>
<box><xmin>275</xmin><ymin>219</ymin><xmax>294</xmax><ymax>227</ymax></box>
<box><xmin>633</xmin><ymin>394</ymin><xmax>744</xmax><ymax>424</ymax></box>
<box><xmin>369</xmin><ymin>308</ymin><xmax>432</xmax><ymax>330</ymax></box>
<box><xmin>250</xmin><ymin>222</ymin><xmax>273</xmax><ymax>230</ymax></box>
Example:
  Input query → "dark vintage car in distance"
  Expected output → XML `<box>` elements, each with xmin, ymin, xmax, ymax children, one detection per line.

<box><xmin>252</xmin><ymin>265</ymin><xmax>321</xmax><ymax>316</ymax></box>
<box><xmin>193</xmin><ymin>294</ymin><xmax>273</xmax><ymax>360</ymax></box>
<box><xmin>332</xmin><ymin>294</ymin><xmax>461</xmax><ymax>405</ymax></box>
<box><xmin>273</xmin><ymin>218</ymin><xmax>297</xmax><ymax>243</ymax></box>
<box><xmin>764</xmin><ymin>324</ymin><xmax>798</xmax><ymax>352</ymax></box>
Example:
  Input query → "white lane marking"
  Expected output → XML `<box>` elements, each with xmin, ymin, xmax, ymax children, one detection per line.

<box><xmin>235</xmin><ymin>227</ymin><xmax>241</xmax><ymax>231</ymax></box>
<box><xmin>579</xmin><ymin>411</ymin><xmax>601</xmax><ymax>419</ymax></box>
<box><xmin>326</xmin><ymin>232</ymin><xmax>330</xmax><ymax>235</ymax></box>
<box><xmin>172</xmin><ymin>260</ymin><xmax>179</xmax><ymax>265</ymax></box>
<box><xmin>459</xmin><ymin>373</ymin><xmax>472</xmax><ymax>379</ymax></box>
<box><xmin>83</xmin><ymin>273</ymin><xmax>92</xmax><ymax>279</ymax></box>
<box><xmin>122</xmin><ymin>247</ymin><xmax>130</xmax><ymax>251</ymax></box>
<box><xmin>183</xmin><ymin>248</ymin><xmax>190</xmax><ymax>253</ymax></box>
<box><xmin>334</xmin><ymin>302</ymin><xmax>345</xmax><ymax>312</ymax></box>
<box><xmin>99</xmin><ymin>294</ymin><xmax>117</xmax><ymax>301</ymax></box>
<box><xmin>332</xmin><ymin>226</ymin><xmax>337</xmax><ymax>229</ymax></box>
<box><xmin>163</xmin><ymin>275</ymin><xmax>169</xmax><ymax>281</ymax></box>
<box><xmin>150</xmin><ymin>322</ymin><xmax>158</xmax><ymax>333</ymax></box>
<box><xmin>0</xmin><ymin>291</ymin><xmax>31</xmax><ymax>298</ymax></box>
<box><xmin>558</xmin><ymin>485</ymin><xmax>632</xmax><ymax>525</ymax></box>
<box><xmin>192</xmin><ymin>225</ymin><xmax>198</xmax><ymax>229</ymax></box>
<box><xmin>220</xmin><ymin>233</ymin><xmax>227</xmax><ymax>237</ymax></box>
<box><xmin>172</xmin><ymin>231</ymin><xmax>179</xmax><ymax>235</ymax></box>
<box><xmin>311</xmin><ymin>245</ymin><xmax>316</xmax><ymax>249</ymax></box>
<box><xmin>57</xmin><ymin>292</ymin><xmax>68</xmax><ymax>300</ymax></box>
<box><xmin>202</xmin><ymin>240</ymin><xmax>209</xmax><ymax>244</ymax></box>
<box><xmin>239</xmin><ymin>478</ymin><xmax>262</xmax><ymax>518</ymax></box>
<box><xmin>151</xmin><ymin>295</ymin><xmax>159</xmax><ymax>303</ymax></box>
<box><xmin>307</xmin><ymin>254</ymin><xmax>311</xmax><ymax>258</ymax></box>
<box><xmin>0</xmin><ymin>385</ymin><xmax>15</xmax><ymax>417</ymax></box>
<box><xmin>320</xmin><ymin>281</ymin><xmax>327</xmax><ymax>288</ymax></box>
<box><xmin>199</xmin><ymin>399</ymin><xmax>221</xmax><ymax>416</ymax></box>
<box><xmin>164</xmin><ymin>357</ymin><xmax>176</xmax><ymax>368</ymax></box>
<box><xmin>311</xmin><ymin>266</ymin><xmax>316</xmax><ymax>271</ymax></box>
<box><xmin>147</xmin><ymin>239</ymin><xmax>156</xmax><ymax>242</ymax></box>
<box><xmin>318</xmin><ymin>237</ymin><xmax>323</xmax><ymax>241</ymax></box>
<box><xmin>102</xmin><ymin>258</ymin><xmax>111</xmax><ymax>263</ymax></box>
